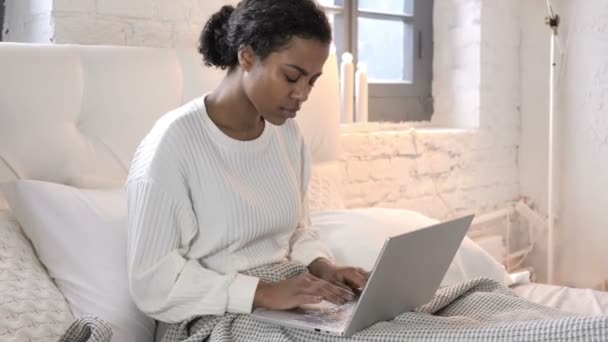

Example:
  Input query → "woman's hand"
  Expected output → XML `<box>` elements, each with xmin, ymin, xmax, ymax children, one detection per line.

<box><xmin>253</xmin><ymin>272</ymin><xmax>355</xmax><ymax>310</ymax></box>
<box><xmin>308</xmin><ymin>258</ymin><xmax>370</xmax><ymax>294</ymax></box>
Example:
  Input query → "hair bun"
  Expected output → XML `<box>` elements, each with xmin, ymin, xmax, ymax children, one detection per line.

<box><xmin>199</xmin><ymin>5</ymin><xmax>236</xmax><ymax>69</ymax></box>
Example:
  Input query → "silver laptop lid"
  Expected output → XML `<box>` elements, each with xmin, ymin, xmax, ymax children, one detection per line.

<box><xmin>343</xmin><ymin>215</ymin><xmax>474</xmax><ymax>337</ymax></box>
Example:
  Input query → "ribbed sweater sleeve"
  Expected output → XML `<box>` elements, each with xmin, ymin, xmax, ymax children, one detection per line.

<box><xmin>126</xmin><ymin>179</ymin><xmax>259</xmax><ymax>323</ymax></box>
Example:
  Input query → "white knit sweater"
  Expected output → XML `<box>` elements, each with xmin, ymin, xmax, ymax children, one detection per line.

<box><xmin>126</xmin><ymin>95</ymin><xmax>333</xmax><ymax>323</ymax></box>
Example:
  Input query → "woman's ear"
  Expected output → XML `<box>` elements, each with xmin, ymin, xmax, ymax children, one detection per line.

<box><xmin>238</xmin><ymin>46</ymin><xmax>257</xmax><ymax>72</ymax></box>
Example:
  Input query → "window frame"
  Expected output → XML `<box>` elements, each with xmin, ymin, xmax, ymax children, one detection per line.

<box><xmin>321</xmin><ymin>0</ymin><xmax>434</xmax><ymax>121</ymax></box>
<box><xmin>0</xmin><ymin>1</ymin><xmax>5</xmax><ymax>41</ymax></box>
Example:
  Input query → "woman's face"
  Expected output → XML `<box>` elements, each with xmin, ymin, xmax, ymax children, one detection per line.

<box><xmin>241</xmin><ymin>37</ymin><xmax>330</xmax><ymax>126</ymax></box>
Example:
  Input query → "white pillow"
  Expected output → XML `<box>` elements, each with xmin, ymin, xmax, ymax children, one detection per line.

<box><xmin>65</xmin><ymin>175</ymin><xmax>125</xmax><ymax>189</ymax></box>
<box><xmin>308</xmin><ymin>161</ymin><xmax>345</xmax><ymax>213</ymax></box>
<box><xmin>0</xmin><ymin>195</ymin><xmax>8</xmax><ymax>211</ymax></box>
<box><xmin>1</xmin><ymin>180</ymin><xmax>155</xmax><ymax>342</ymax></box>
<box><xmin>312</xmin><ymin>208</ymin><xmax>512</xmax><ymax>287</ymax></box>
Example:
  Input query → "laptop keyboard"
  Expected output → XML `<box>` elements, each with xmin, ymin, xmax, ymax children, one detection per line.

<box><xmin>290</xmin><ymin>301</ymin><xmax>355</xmax><ymax>326</ymax></box>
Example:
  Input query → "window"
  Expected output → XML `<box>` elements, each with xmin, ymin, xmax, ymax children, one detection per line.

<box><xmin>0</xmin><ymin>1</ymin><xmax>5</xmax><ymax>41</ymax></box>
<box><xmin>319</xmin><ymin>0</ymin><xmax>434</xmax><ymax>122</ymax></box>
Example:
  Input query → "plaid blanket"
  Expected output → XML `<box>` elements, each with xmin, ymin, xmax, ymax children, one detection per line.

<box><xmin>159</xmin><ymin>261</ymin><xmax>608</xmax><ymax>342</ymax></box>
<box><xmin>58</xmin><ymin>316</ymin><xmax>112</xmax><ymax>342</ymax></box>
<box><xmin>58</xmin><ymin>261</ymin><xmax>608</xmax><ymax>342</ymax></box>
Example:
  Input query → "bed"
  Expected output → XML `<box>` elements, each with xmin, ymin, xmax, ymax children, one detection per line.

<box><xmin>1</xmin><ymin>43</ymin><xmax>607</xmax><ymax>341</ymax></box>
<box><xmin>512</xmin><ymin>282</ymin><xmax>608</xmax><ymax>315</ymax></box>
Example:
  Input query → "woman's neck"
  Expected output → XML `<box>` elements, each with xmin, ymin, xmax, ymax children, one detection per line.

<box><xmin>205</xmin><ymin>72</ymin><xmax>265</xmax><ymax>141</ymax></box>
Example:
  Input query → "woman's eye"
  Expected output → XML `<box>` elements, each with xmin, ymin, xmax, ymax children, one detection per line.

<box><xmin>285</xmin><ymin>75</ymin><xmax>299</xmax><ymax>83</ymax></box>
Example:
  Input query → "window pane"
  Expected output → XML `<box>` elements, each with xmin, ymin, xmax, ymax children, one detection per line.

<box><xmin>358</xmin><ymin>0</ymin><xmax>413</xmax><ymax>15</ymax></box>
<box><xmin>326</xmin><ymin>12</ymin><xmax>346</xmax><ymax>66</ymax></box>
<box><xmin>357</xmin><ymin>16</ymin><xmax>414</xmax><ymax>82</ymax></box>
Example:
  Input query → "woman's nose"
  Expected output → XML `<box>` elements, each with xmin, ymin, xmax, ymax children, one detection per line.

<box><xmin>292</xmin><ymin>82</ymin><xmax>309</xmax><ymax>102</ymax></box>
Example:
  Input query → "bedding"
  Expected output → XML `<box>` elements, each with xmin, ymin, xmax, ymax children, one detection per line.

<box><xmin>0</xmin><ymin>210</ymin><xmax>74</xmax><ymax>342</ymax></box>
<box><xmin>58</xmin><ymin>316</ymin><xmax>113</xmax><ymax>342</ymax></box>
<box><xmin>513</xmin><ymin>282</ymin><xmax>608</xmax><ymax>315</ymax></box>
<box><xmin>160</xmin><ymin>261</ymin><xmax>608</xmax><ymax>342</ymax></box>
<box><xmin>44</xmin><ymin>269</ymin><xmax>608</xmax><ymax>342</ymax></box>
<box><xmin>1</xmin><ymin>181</ymin><xmax>155</xmax><ymax>342</ymax></box>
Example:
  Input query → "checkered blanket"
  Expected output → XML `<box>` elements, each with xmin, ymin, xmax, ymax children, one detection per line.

<box><xmin>57</xmin><ymin>262</ymin><xmax>608</xmax><ymax>342</ymax></box>
<box><xmin>157</xmin><ymin>262</ymin><xmax>608</xmax><ymax>342</ymax></box>
<box><xmin>58</xmin><ymin>316</ymin><xmax>112</xmax><ymax>342</ymax></box>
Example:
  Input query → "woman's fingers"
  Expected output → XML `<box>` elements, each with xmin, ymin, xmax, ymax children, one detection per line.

<box><xmin>312</xmin><ymin>282</ymin><xmax>348</xmax><ymax>305</ymax></box>
<box><xmin>301</xmin><ymin>275</ymin><xmax>353</xmax><ymax>304</ymax></box>
<box><xmin>357</xmin><ymin>268</ymin><xmax>370</xmax><ymax>281</ymax></box>
<box><xmin>322</xmin><ymin>280</ymin><xmax>355</xmax><ymax>300</ymax></box>
<box><xmin>297</xmin><ymin>294</ymin><xmax>324</xmax><ymax>306</ymax></box>
<box><xmin>283</xmin><ymin>270</ymin><xmax>370</xmax><ymax>308</ymax></box>
<box><xmin>344</xmin><ymin>270</ymin><xmax>368</xmax><ymax>290</ymax></box>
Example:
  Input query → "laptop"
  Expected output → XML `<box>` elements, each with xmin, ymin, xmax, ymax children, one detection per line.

<box><xmin>251</xmin><ymin>215</ymin><xmax>474</xmax><ymax>337</ymax></box>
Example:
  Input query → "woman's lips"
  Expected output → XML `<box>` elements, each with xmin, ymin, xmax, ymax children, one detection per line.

<box><xmin>280</xmin><ymin>107</ymin><xmax>299</xmax><ymax>118</ymax></box>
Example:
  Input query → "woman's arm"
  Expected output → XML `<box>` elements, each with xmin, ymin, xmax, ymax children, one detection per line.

<box><xmin>126</xmin><ymin>179</ymin><xmax>259</xmax><ymax>323</ymax></box>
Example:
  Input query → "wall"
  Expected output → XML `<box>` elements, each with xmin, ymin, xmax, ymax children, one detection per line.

<box><xmin>339</xmin><ymin>126</ymin><xmax>518</xmax><ymax>221</ymax></box>
<box><xmin>431</xmin><ymin>0</ymin><xmax>481</xmax><ymax>128</ymax></box>
<box><xmin>3</xmin><ymin>0</ymin><xmax>236</xmax><ymax>46</ymax></box>
<box><xmin>51</xmin><ymin>0</ymin><xmax>237</xmax><ymax>46</ymax></box>
<box><xmin>519</xmin><ymin>0</ymin><xmax>551</xmax><ymax>215</ymax></box>
<box><xmin>3</xmin><ymin>0</ymin><xmax>522</xmax><ymax>255</ymax></box>
<box><xmin>520</xmin><ymin>0</ymin><xmax>608</xmax><ymax>289</ymax></box>
<box><xmin>518</xmin><ymin>0</ymin><xmax>551</xmax><ymax>282</ymax></box>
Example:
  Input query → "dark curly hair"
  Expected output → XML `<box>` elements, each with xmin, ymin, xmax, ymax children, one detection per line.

<box><xmin>198</xmin><ymin>0</ymin><xmax>332</xmax><ymax>71</ymax></box>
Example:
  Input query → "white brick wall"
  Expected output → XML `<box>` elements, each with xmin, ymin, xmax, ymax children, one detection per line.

<box><xmin>339</xmin><ymin>126</ymin><xmax>519</xmax><ymax>221</ymax></box>
<box><xmin>3</xmin><ymin>0</ymin><xmax>236</xmax><ymax>46</ymax></box>
<box><xmin>2</xmin><ymin>0</ymin><xmax>522</xmax><ymax>223</ymax></box>
<box><xmin>96</xmin><ymin>0</ymin><xmax>155</xmax><ymax>18</ymax></box>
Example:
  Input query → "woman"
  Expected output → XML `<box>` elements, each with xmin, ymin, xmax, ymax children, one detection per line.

<box><xmin>125</xmin><ymin>0</ymin><xmax>369</xmax><ymax>338</ymax></box>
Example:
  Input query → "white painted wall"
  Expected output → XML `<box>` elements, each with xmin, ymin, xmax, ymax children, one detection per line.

<box><xmin>555</xmin><ymin>0</ymin><xmax>608</xmax><ymax>288</ymax></box>
<box><xmin>432</xmin><ymin>0</ymin><xmax>481</xmax><ymax>128</ymax></box>
<box><xmin>518</xmin><ymin>0</ymin><xmax>551</xmax><ymax>283</ymax></box>
<box><xmin>520</xmin><ymin>0</ymin><xmax>608</xmax><ymax>288</ymax></box>
<box><xmin>520</xmin><ymin>0</ymin><xmax>550</xmax><ymax>215</ymax></box>
<box><xmin>480</xmin><ymin>1</ymin><xmax>520</xmax><ymax>136</ymax></box>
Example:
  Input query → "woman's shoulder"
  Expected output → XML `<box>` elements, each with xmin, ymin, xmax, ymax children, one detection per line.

<box><xmin>128</xmin><ymin>98</ymin><xmax>206</xmax><ymax>180</ymax></box>
<box><xmin>144</xmin><ymin>97</ymin><xmax>208</xmax><ymax>149</ymax></box>
<box><xmin>154</xmin><ymin>97</ymin><xmax>206</xmax><ymax>138</ymax></box>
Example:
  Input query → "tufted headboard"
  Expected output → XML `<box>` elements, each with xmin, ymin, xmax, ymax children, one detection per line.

<box><xmin>0</xmin><ymin>43</ymin><xmax>341</xmax><ymax>209</ymax></box>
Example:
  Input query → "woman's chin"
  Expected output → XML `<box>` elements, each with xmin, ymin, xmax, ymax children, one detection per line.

<box><xmin>264</xmin><ymin>115</ymin><xmax>289</xmax><ymax>126</ymax></box>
